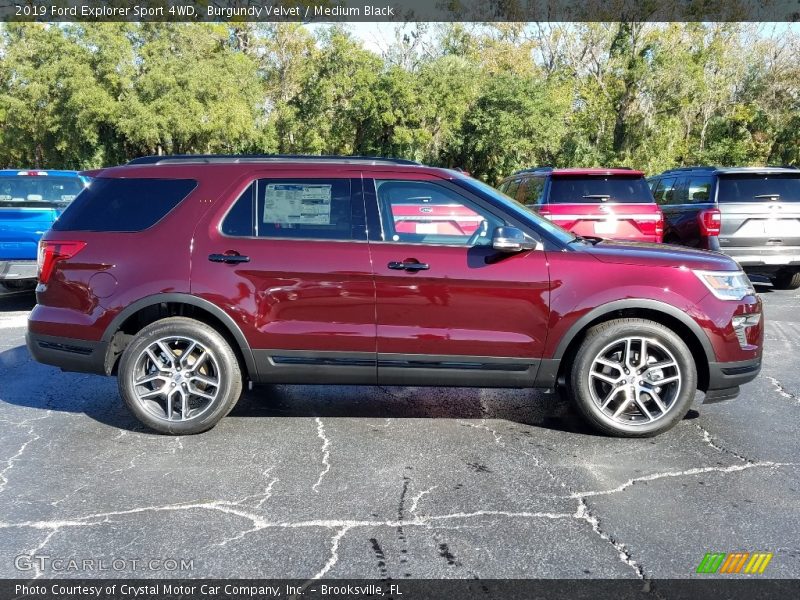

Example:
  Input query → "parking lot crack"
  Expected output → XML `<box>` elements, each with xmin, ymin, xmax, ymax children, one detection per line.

<box><xmin>0</xmin><ymin>412</ymin><xmax>50</xmax><ymax>495</ymax></box>
<box><xmin>766</xmin><ymin>376</ymin><xmax>800</xmax><ymax>404</ymax></box>
<box><xmin>574</xmin><ymin>499</ymin><xmax>646</xmax><ymax>581</ymax></box>
<box><xmin>693</xmin><ymin>423</ymin><xmax>753</xmax><ymax>463</ymax></box>
<box><xmin>408</xmin><ymin>486</ymin><xmax>438</xmax><ymax>518</ymax></box>
<box><xmin>570</xmin><ymin>461</ymin><xmax>795</xmax><ymax>498</ymax></box>
<box><xmin>312</xmin><ymin>417</ymin><xmax>331</xmax><ymax>493</ymax></box>
<box><xmin>310</xmin><ymin>525</ymin><xmax>352</xmax><ymax>579</ymax></box>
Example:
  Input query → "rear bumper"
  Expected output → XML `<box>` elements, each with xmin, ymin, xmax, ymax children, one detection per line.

<box><xmin>722</xmin><ymin>247</ymin><xmax>800</xmax><ymax>269</ymax></box>
<box><xmin>26</xmin><ymin>331</ymin><xmax>108</xmax><ymax>375</ymax></box>
<box><xmin>0</xmin><ymin>260</ymin><xmax>37</xmax><ymax>281</ymax></box>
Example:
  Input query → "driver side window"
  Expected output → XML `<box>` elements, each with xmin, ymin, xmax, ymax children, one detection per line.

<box><xmin>376</xmin><ymin>180</ymin><xmax>502</xmax><ymax>246</ymax></box>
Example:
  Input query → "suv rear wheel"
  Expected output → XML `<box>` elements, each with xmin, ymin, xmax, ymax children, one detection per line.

<box><xmin>770</xmin><ymin>270</ymin><xmax>800</xmax><ymax>291</ymax></box>
<box><xmin>569</xmin><ymin>318</ymin><xmax>697</xmax><ymax>437</ymax></box>
<box><xmin>118</xmin><ymin>317</ymin><xmax>243</xmax><ymax>434</ymax></box>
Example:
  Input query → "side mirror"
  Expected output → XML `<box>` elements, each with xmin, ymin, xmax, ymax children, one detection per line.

<box><xmin>491</xmin><ymin>226</ymin><xmax>539</xmax><ymax>253</ymax></box>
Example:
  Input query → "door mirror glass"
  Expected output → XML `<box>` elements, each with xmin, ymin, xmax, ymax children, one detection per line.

<box><xmin>492</xmin><ymin>226</ymin><xmax>539</xmax><ymax>252</ymax></box>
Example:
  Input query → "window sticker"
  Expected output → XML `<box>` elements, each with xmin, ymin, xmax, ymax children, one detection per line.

<box><xmin>263</xmin><ymin>184</ymin><xmax>332</xmax><ymax>225</ymax></box>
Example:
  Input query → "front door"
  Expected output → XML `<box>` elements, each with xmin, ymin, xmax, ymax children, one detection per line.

<box><xmin>364</xmin><ymin>174</ymin><xmax>551</xmax><ymax>387</ymax></box>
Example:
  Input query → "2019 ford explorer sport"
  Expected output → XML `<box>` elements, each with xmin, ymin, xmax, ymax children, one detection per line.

<box><xmin>0</xmin><ymin>170</ymin><xmax>89</xmax><ymax>292</ymax></box>
<box><xmin>27</xmin><ymin>155</ymin><xmax>762</xmax><ymax>437</ymax></box>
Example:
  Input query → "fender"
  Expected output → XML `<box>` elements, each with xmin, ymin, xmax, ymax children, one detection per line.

<box><xmin>101</xmin><ymin>293</ymin><xmax>258</xmax><ymax>378</ymax></box>
<box><xmin>552</xmin><ymin>298</ymin><xmax>715</xmax><ymax>364</ymax></box>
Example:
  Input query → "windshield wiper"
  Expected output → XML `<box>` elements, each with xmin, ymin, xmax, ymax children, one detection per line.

<box><xmin>754</xmin><ymin>194</ymin><xmax>780</xmax><ymax>200</ymax></box>
<box><xmin>583</xmin><ymin>194</ymin><xmax>611</xmax><ymax>201</ymax></box>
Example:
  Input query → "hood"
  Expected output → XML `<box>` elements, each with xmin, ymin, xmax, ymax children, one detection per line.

<box><xmin>579</xmin><ymin>240</ymin><xmax>740</xmax><ymax>271</ymax></box>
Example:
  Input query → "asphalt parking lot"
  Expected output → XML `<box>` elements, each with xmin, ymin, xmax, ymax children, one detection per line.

<box><xmin>0</xmin><ymin>284</ymin><xmax>798</xmax><ymax>581</ymax></box>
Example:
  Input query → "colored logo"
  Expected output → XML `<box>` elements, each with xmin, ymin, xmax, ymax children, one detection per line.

<box><xmin>696</xmin><ymin>552</ymin><xmax>773</xmax><ymax>574</ymax></box>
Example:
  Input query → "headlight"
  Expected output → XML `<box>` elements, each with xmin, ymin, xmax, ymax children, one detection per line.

<box><xmin>694</xmin><ymin>270</ymin><xmax>755</xmax><ymax>301</ymax></box>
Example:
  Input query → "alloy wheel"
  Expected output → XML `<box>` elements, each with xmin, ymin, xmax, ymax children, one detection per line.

<box><xmin>587</xmin><ymin>336</ymin><xmax>682</xmax><ymax>426</ymax></box>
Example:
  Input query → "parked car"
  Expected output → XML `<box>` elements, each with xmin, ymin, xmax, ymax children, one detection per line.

<box><xmin>497</xmin><ymin>167</ymin><xmax>663</xmax><ymax>243</ymax></box>
<box><xmin>0</xmin><ymin>170</ymin><xmax>89</xmax><ymax>292</ymax></box>
<box><xmin>648</xmin><ymin>166</ymin><xmax>800</xmax><ymax>290</ymax></box>
<box><xmin>28</xmin><ymin>155</ymin><xmax>762</xmax><ymax>437</ymax></box>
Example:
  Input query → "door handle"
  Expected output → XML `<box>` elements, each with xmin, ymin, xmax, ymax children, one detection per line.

<box><xmin>209</xmin><ymin>252</ymin><xmax>250</xmax><ymax>264</ymax></box>
<box><xmin>388</xmin><ymin>260</ymin><xmax>429</xmax><ymax>272</ymax></box>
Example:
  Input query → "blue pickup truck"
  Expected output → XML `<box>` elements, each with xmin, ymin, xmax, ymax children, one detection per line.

<box><xmin>0</xmin><ymin>170</ymin><xmax>89</xmax><ymax>292</ymax></box>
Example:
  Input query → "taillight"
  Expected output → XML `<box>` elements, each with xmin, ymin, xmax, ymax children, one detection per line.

<box><xmin>698</xmin><ymin>208</ymin><xmax>722</xmax><ymax>237</ymax></box>
<box><xmin>37</xmin><ymin>240</ymin><xmax>86</xmax><ymax>284</ymax></box>
<box><xmin>655</xmin><ymin>210</ymin><xmax>664</xmax><ymax>240</ymax></box>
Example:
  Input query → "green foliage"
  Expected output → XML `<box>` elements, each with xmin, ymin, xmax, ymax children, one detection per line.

<box><xmin>0</xmin><ymin>22</ymin><xmax>797</xmax><ymax>179</ymax></box>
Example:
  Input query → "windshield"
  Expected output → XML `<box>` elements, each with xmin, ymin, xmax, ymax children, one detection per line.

<box><xmin>718</xmin><ymin>174</ymin><xmax>800</xmax><ymax>202</ymax></box>
<box><xmin>455</xmin><ymin>175</ymin><xmax>577</xmax><ymax>245</ymax></box>
<box><xmin>0</xmin><ymin>175</ymin><xmax>86</xmax><ymax>208</ymax></box>
<box><xmin>549</xmin><ymin>175</ymin><xmax>654</xmax><ymax>204</ymax></box>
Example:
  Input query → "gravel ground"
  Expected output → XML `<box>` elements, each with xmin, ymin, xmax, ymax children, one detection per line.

<box><xmin>0</xmin><ymin>284</ymin><xmax>798</xmax><ymax>581</ymax></box>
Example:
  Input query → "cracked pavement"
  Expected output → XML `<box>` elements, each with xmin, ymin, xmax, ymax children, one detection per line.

<box><xmin>0</xmin><ymin>284</ymin><xmax>798</xmax><ymax>580</ymax></box>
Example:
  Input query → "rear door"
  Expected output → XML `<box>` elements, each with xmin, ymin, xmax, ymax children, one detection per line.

<box><xmin>191</xmin><ymin>172</ymin><xmax>377</xmax><ymax>384</ymax></box>
<box><xmin>544</xmin><ymin>175</ymin><xmax>662</xmax><ymax>242</ymax></box>
<box><xmin>365</xmin><ymin>172</ymin><xmax>550</xmax><ymax>387</ymax></box>
<box><xmin>716</xmin><ymin>173</ymin><xmax>800</xmax><ymax>259</ymax></box>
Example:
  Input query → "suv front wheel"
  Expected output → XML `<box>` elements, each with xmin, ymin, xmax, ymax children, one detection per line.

<box><xmin>569</xmin><ymin>318</ymin><xmax>697</xmax><ymax>437</ymax></box>
<box><xmin>118</xmin><ymin>317</ymin><xmax>243</xmax><ymax>434</ymax></box>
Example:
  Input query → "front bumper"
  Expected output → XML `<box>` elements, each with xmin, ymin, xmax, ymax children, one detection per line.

<box><xmin>0</xmin><ymin>260</ymin><xmax>37</xmax><ymax>281</ymax></box>
<box><xmin>703</xmin><ymin>357</ymin><xmax>762</xmax><ymax>404</ymax></box>
<box><xmin>26</xmin><ymin>331</ymin><xmax>108</xmax><ymax>375</ymax></box>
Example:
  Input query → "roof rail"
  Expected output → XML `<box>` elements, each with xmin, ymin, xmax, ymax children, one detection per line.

<box><xmin>512</xmin><ymin>166</ymin><xmax>553</xmax><ymax>176</ymax></box>
<box><xmin>661</xmin><ymin>166</ymin><xmax>718</xmax><ymax>173</ymax></box>
<box><xmin>126</xmin><ymin>154</ymin><xmax>421</xmax><ymax>166</ymax></box>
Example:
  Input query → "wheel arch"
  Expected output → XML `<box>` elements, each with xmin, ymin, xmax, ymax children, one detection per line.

<box><xmin>101</xmin><ymin>293</ymin><xmax>257</xmax><ymax>380</ymax></box>
<box><xmin>553</xmin><ymin>299</ymin><xmax>713</xmax><ymax>392</ymax></box>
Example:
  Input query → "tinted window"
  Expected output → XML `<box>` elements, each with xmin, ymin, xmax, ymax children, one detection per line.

<box><xmin>718</xmin><ymin>174</ymin><xmax>800</xmax><ymax>203</ymax></box>
<box><xmin>548</xmin><ymin>176</ymin><xmax>654</xmax><ymax>203</ymax></box>
<box><xmin>518</xmin><ymin>177</ymin><xmax>545</xmax><ymax>207</ymax></box>
<box><xmin>0</xmin><ymin>175</ymin><xmax>85</xmax><ymax>208</ymax></box>
<box><xmin>653</xmin><ymin>177</ymin><xmax>678</xmax><ymax>205</ymax></box>
<box><xmin>376</xmin><ymin>180</ymin><xmax>502</xmax><ymax>246</ymax></box>
<box><xmin>497</xmin><ymin>181</ymin><xmax>510</xmax><ymax>194</ymax></box>
<box><xmin>685</xmin><ymin>177</ymin><xmax>713</xmax><ymax>203</ymax></box>
<box><xmin>504</xmin><ymin>179</ymin><xmax>521</xmax><ymax>200</ymax></box>
<box><xmin>256</xmin><ymin>179</ymin><xmax>352</xmax><ymax>240</ymax></box>
<box><xmin>221</xmin><ymin>183</ymin><xmax>255</xmax><ymax>236</ymax></box>
<box><xmin>53</xmin><ymin>178</ymin><xmax>196</xmax><ymax>232</ymax></box>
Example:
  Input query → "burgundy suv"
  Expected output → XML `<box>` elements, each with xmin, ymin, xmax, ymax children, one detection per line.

<box><xmin>27</xmin><ymin>156</ymin><xmax>762</xmax><ymax>437</ymax></box>
<box><xmin>497</xmin><ymin>167</ymin><xmax>664</xmax><ymax>243</ymax></box>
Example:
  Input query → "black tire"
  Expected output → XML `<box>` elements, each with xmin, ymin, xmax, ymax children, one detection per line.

<box><xmin>118</xmin><ymin>317</ymin><xmax>243</xmax><ymax>434</ymax></box>
<box><xmin>568</xmin><ymin>318</ymin><xmax>697</xmax><ymax>438</ymax></box>
<box><xmin>770</xmin><ymin>270</ymin><xmax>800</xmax><ymax>291</ymax></box>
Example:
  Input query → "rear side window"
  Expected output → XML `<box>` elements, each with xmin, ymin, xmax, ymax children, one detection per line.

<box><xmin>653</xmin><ymin>177</ymin><xmax>678</xmax><ymax>205</ymax></box>
<box><xmin>685</xmin><ymin>177</ymin><xmax>713</xmax><ymax>203</ymax></box>
<box><xmin>53</xmin><ymin>178</ymin><xmax>196</xmax><ymax>232</ymax></box>
<box><xmin>0</xmin><ymin>175</ymin><xmax>85</xmax><ymax>208</ymax></box>
<box><xmin>548</xmin><ymin>176</ymin><xmax>654</xmax><ymax>203</ymax></box>
<box><xmin>222</xmin><ymin>179</ymin><xmax>354</xmax><ymax>240</ymax></box>
<box><xmin>718</xmin><ymin>174</ymin><xmax>800</xmax><ymax>202</ymax></box>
